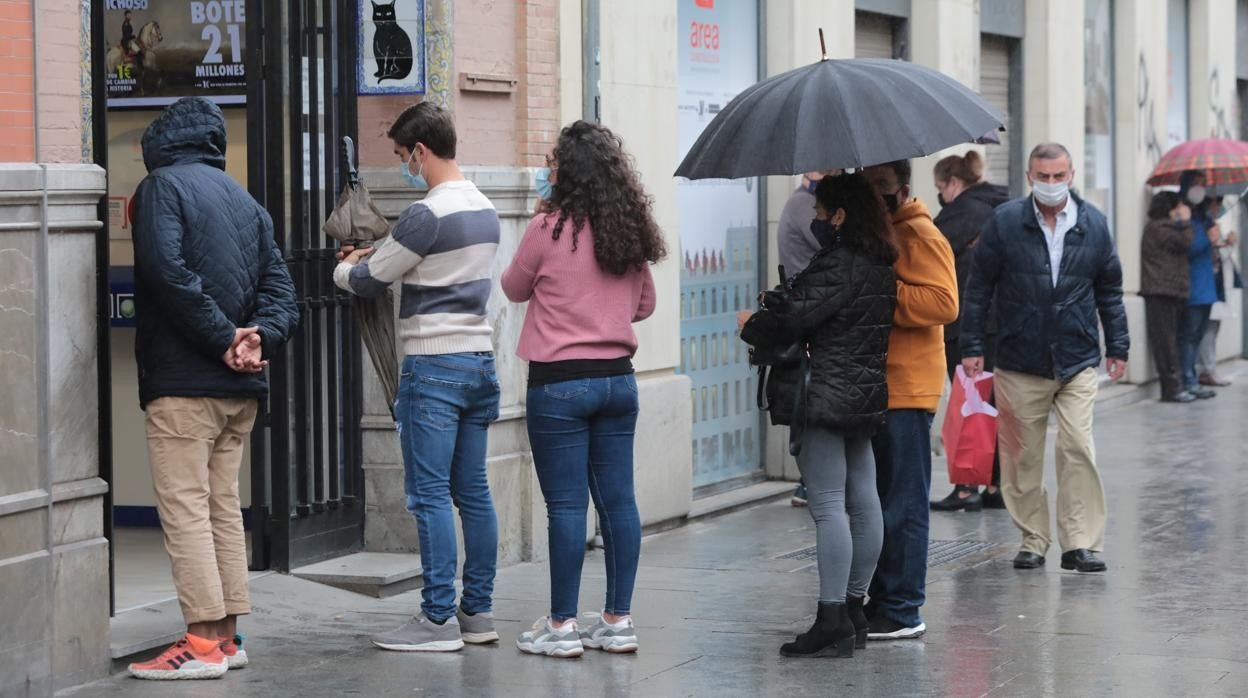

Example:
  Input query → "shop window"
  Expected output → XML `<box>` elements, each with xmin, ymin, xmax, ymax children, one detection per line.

<box><xmin>1084</xmin><ymin>0</ymin><xmax>1116</xmax><ymax>229</ymax></box>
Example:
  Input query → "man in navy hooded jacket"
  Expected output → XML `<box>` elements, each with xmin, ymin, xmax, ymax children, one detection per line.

<box><xmin>961</xmin><ymin>143</ymin><xmax>1128</xmax><ymax>575</ymax></box>
<box><xmin>127</xmin><ymin>97</ymin><xmax>298</xmax><ymax>680</ymax></box>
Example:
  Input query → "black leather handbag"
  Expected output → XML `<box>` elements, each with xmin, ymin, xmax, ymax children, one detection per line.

<box><xmin>739</xmin><ymin>266</ymin><xmax>812</xmax><ymax>457</ymax></box>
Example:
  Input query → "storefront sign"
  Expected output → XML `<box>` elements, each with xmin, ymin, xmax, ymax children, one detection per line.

<box><xmin>104</xmin><ymin>0</ymin><xmax>247</xmax><ymax>107</ymax></box>
<box><xmin>358</xmin><ymin>0</ymin><xmax>426</xmax><ymax>95</ymax></box>
<box><xmin>676</xmin><ymin>0</ymin><xmax>762</xmax><ymax>487</ymax></box>
<box><xmin>110</xmin><ymin>266</ymin><xmax>137</xmax><ymax>327</ymax></box>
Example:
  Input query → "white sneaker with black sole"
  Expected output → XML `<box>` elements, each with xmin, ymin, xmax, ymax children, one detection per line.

<box><xmin>517</xmin><ymin>617</ymin><xmax>584</xmax><ymax>658</ymax></box>
<box><xmin>866</xmin><ymin>617</ymin><xmax>926</xmax><ymax>640</ymax></box>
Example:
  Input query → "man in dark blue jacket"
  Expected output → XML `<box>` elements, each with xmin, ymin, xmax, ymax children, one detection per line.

<box><xmin>127</xmin><ymin>97</ymin><xmax>298</xmax><ymax>680</ymax></box>
<box><xmin>961</xmin><ymin>143</ymin><xmax>1128</xmax><ymax>575</ymax></box>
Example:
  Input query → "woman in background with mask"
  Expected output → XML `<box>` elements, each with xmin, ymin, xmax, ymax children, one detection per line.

<box><xmin>929</xmin><ymin>150</ymin><xmax>1009</xmax><ymax>512</ymax></box>
<box><xmin>1177</xmin><ymin>171</ymin><xmax>1220</xmax><ymax>399</ymax></box>
<box><xmin>502</xmin><ymin>121</ymin><xmax>665</xmax><ymax>658</ymax></box>
<box><xmin>739</xmin><ymin>172</ymin><xmax>897</xmax><ymax>658</ymax></box>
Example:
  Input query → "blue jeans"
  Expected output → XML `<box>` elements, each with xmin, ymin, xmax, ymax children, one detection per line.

<box><xmin>868</xmin><ymin>409</ymin><xmax>933</xmax><ymax>628</ymax></box>
<box><xmin>526</xmin><ymin>374</ymin><xmax>641</xmax><ymax>622</ymax></box>
<box><xmin>1179</xmin><ymin>304</ymin><xmax>1212</xmax><ymax>390</ymax></box>
<box><xmin>394</xmin><ymin>353</ymin><xmax>500</xmax><ymax>622</ymax></box>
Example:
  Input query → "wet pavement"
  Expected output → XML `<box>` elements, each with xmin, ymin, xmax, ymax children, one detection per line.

<box><xmin>64</xmin><ymin>363</ymin><xmax>1248</xmax><ymax>697</ymax></box>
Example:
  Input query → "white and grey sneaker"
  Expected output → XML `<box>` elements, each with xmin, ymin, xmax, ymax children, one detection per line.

<box><xmin>517</xmin><ymin>617</ymin><xmax>584</xmax><ymax>658</ymax></box>
<box><xmin>456</xmin><ymin>608</ymin><xmax>500</xmax><ymax>644</ymax></box>
<box><xmin>579</xmin><ymin>613</ymin><xmax>639</xmax><ymax>653</ymax></box>
<box><xmin>372</xmin><ymin>613</ymin><xmax>464</xmax><ymax>652</ymax></box>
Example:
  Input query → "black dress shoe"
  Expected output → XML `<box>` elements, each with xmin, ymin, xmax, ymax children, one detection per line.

<box><xmin>980</xmin><ymin>488</ymin><xmax>1006</xmax><ymax>509</ymax></box>
<box><xmin>1012</xmin><ymin>551</ymin><xmax>1045</xmax><ymax>569</ymax></box>
<box><xmin>930</xmin><ymin>486</ymin><xmax>982</xmax><ymax>512</ymax></box>
<box><xmin>1060</xmin><ymin>549</ymin><xmax>1107</xmax><ymax>573</ymax></box>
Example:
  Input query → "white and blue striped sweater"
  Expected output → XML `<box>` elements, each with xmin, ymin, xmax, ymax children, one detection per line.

<box><xmin>333</xmin><ymin>180</ymin><xmax>499</xmax><ymax>356</ymax></box>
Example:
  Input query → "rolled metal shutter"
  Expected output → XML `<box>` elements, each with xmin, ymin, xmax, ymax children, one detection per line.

<box><xmin>855</xmin><ymin>13</ymin><xmax>895</xmax><ymax>60</ymax></box>
<box><xmin>980</xmin><ymin>35</ymin><xmax>1012</xmax><ymax>188</ymax></box>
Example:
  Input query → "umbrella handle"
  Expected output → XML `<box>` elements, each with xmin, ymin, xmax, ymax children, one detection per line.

<box><xmin>343</xmin><ymin>136</ymin><xmax>359</xmax><ymax>187</ymax></box>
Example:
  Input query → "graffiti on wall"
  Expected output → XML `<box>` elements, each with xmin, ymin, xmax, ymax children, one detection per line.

<box><xmin>1137</xmin><ymin>52</ymin><xmax>1164</xmax><ymax>166</ymax></box>
<box><xmin>1209</xmin><ymin>67</ymin><xmax>1234</xmax><ymax>139</ymax></box>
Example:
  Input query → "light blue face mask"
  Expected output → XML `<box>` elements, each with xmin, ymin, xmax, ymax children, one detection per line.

<box><xmin>400</xmin><ymin>148</ymin><xmax>427</xmax><ymax>189</ymax></box>
<box><xmin>535</xmin><ymin>167</ymin><xmax>553</xmax><ymax>200</ymax></box>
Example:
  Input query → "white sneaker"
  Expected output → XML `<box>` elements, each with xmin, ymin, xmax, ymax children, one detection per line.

<box><xmin>516</xmin><ymin>617</ymin><xmax>584</xmax><ymax>658</ymax></box>
<box><xmin>579</xmin><ymin>613</ymin><xmax>639</xmax><ymax>653</ymax></box>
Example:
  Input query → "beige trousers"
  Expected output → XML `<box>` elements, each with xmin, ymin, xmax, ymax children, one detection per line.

<box><xmin>994</xmin><ymin>368</ymin><xmax>1106</xmax><ymax>555</ymax></box>
<box><xmin>145</xmin><ymin>396</ymin><xmax>257</xmax><ymax>624</ymax></box>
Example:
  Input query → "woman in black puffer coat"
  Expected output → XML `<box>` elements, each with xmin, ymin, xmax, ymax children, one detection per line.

<box><xmin>930</xmin><ymin>151</ymin><xmax>1009</xmax><ymax>512</ymax></box>
<box><xmin>741</xmin><ymin>172</ymin><xmax>897</xmax><ymax>660</ymax></box>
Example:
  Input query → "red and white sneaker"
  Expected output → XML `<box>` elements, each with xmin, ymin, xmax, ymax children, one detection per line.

<box><xmin>128</xmin><ymin>636</ymin><xmax>228</xmax><ymax>680</ymax></box>
<box><xmin>219</xmin><ymin>634</ymin><xmax>249</xmax><ymax>669</ymax></box>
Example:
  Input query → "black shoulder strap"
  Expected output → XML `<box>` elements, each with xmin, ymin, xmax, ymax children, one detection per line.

<box><xmin>787</xmin><ymin>346</ymin><xmax>811</xmax><ymax>457</ymax></box>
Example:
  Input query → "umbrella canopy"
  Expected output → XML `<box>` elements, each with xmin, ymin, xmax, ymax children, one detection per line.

<box><xmin>1146</xmin><ymin>138</ymin><xmax>1248</xmax><ymax>187</ymax></box>
<box><xmin>675</xmin><ymin>58</ymin><xmax>1005</xmax><ymax>180</ymax></box>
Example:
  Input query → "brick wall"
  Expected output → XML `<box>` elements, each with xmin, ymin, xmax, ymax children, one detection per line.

<box><xmin>516</xmin><ymin>0</ymin><xmax>559</xmax><ymax>167</ymax></box>
<box><xmin>357</xmin><ymin>0</ymin><xmax>559</xmax><ymax>170</ymax></box>
<box><xmin>358</xmin><ymin>95</ymin><xmax>415</xmax><ymax>168</ymax></box>
<box><xmin>454</xmin><ymin>0</ymin><xmax>517</xmax><ymax>166</ymax></box>
<box><xmin>35</xmin><ymin>0</ymin><xmax>83</xmax><ymax>163</ymax></box>
<box><xmin>0</xmin><ymin>0</ymin><xmax>35</xmax><ymax>162</ymax></box>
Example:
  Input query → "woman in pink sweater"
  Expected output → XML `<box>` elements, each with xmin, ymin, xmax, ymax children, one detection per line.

<box><xmin>502</xmin><ymin>121</ymin><xmax>665</xmax><ymax>658</ymax></box>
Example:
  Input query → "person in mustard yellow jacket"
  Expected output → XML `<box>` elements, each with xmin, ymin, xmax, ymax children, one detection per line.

<box><xmin>861</xmin><ymin>160</ymin><xmax>959</xmax><ymax>641</ymax></box>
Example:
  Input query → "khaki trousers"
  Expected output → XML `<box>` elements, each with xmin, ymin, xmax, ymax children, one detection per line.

<box><xmin>994</xmin><ymin>368</ymin><xmax>1106</xmax><ymax>555</ymax></box>
<box><xmin>145</xmin><ymin>396</ymin><xmax>257</xmax><ymax>624</ymax></box>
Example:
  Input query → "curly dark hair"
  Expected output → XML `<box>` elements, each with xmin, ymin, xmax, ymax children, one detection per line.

<box><xmin>545</xmin><ymin>121</ymin><xmax>668</xmax><ymax>275</ymax></box>
<box><xmin>814</xmin><ymin>172</ymin><xmax>900</xmax><ymax>266</ymax></box>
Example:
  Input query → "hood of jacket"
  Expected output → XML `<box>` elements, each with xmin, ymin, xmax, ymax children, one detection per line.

<box><xmin>890</xmin><ymin>197</ymin><xmax>935</xmax><ymax>235</ymax></box>
<box><xmin>959</xmin><ymin>181</ymin><xmax>1010</xmax><ymax>209</ymax></box>
<box><xmin>141</xmin><ymin>97</ymin><xmax>228</xmax><ymax>173</ymax></box>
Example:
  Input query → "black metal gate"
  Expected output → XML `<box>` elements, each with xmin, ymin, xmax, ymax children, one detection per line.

<box><xmin>246</xmin><ymin>0</ymin><xmax>364</xmax><ymax>571</ymax></box>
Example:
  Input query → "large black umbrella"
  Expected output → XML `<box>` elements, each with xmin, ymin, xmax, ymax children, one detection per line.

<box><xmin>675</xmin><ymin>56</ymin><xmax>1005</xmax><ymax>179</ymax></box>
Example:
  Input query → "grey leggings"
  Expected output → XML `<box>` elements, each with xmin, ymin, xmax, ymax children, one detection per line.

<box><xmin>795</xmin><ymin>427</ymin><xmax>884</xmax><ymax>604</ymax></box>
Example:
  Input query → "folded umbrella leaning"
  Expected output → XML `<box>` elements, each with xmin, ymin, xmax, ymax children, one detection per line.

<box><xmin>323</xmin><ymin>136</ymin><xmax>400</xmax><ymax>416</ymax></box>
<box><xmin>675</xmin><ymin>56</ymin><xmax>1006</xmax><ymax>179</ymax></box>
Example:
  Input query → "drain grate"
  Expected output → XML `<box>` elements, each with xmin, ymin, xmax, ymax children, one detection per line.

<box><xmin>776</xmin><ymin>547</ymin><xmax>819</xmax><ymax>561</ymax></box>
<box><xmin>927</xmin><ymin>539</ymin><xmax>994</xmax><ymax>566</ymax></box>
<box><xmin>776</xmin><ymin>540</ymin><xmax>994</xmax><ymax>567</ymax></box>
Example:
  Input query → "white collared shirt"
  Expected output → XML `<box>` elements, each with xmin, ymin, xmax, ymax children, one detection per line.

<box><xmin>1032</xmin><ymin>195</ymin><xmax>1078</xmax><ymax>286</ymax></box>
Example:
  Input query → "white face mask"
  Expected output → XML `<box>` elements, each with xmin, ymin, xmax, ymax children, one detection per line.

<box><xmin>1186</xmin><ymin>186</ymin><xmax>1207</xmax><ymax>205</ymax></box>
<box><xmin>1032</xmin><ymin>180</ymin><xmax>1069</xmax><ymax>207</ymax></box>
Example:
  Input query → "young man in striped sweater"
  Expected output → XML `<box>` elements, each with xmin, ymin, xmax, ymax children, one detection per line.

<box><xmin>334</xmin><ymin>102</ymin><xmax>502</xmax><ymax>652</ymax></box>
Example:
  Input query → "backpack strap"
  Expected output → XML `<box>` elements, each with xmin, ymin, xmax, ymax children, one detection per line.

<box><xmin>756</xmin><ymin>365</ymin><xmax>771</xmax><ymax>410</ymax></box>
<box><xmin>787</xmin><ymin>345</ymin><xmax>811</xmax><ymax>457</ymax></box>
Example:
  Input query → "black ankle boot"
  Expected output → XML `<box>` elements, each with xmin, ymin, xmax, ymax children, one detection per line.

<box><xmin>846</xmin><ymin>595</ymin><xmax>868</xmax><ymax>649</ymax></box>
<box><xmin>780</xmin><ymin>602</ymin><xmax>856</xmax><ymax>658</ymax></box>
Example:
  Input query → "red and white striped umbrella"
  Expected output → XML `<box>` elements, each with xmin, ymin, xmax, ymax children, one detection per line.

<box><xmin>1146</xmin><ymin>138</ymin><xmax>1248</xmax><ymax>187</ymax></box>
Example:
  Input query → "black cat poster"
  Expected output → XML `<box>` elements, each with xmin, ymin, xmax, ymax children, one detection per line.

<box><xmin>358</xmin><ymin>0</ymin><xmax>426</xmax><ymax>95</ymax></box>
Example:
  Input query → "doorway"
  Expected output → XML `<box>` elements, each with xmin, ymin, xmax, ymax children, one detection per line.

<box><xmin>93</xmin><ymin>0</ymin><xmax>366</xmax><ymax>622</ymax></box>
